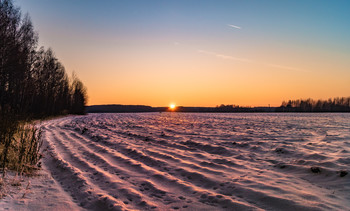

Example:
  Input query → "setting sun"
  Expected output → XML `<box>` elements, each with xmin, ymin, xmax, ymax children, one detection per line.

<box><xmin>170</xmin><ymin>104</ymin><xmax>176</xmax><ymax>110</ymax></box>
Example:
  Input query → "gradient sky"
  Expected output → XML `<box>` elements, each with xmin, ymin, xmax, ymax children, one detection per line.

<box><xmin>15</xmin><ymin>0</ymin><xmax>350</xmax><ymax>106</ymax></box>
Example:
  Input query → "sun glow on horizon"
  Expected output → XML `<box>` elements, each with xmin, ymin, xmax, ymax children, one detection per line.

<box><xmin>170</xmin><ymin>104</ymin><xmax>176</xmax><ymax>110</ymax></box>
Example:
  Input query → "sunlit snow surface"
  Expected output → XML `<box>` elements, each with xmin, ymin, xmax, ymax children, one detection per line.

<box><xmin>41</xmin><ymin>113</ymin><xmax>350</xmax><ymax>210</ymax></box>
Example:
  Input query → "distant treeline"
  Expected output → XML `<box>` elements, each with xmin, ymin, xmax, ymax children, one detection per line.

<box><xmin>88</xmin><ymin>99</ymin><xmax>350</xmax><ymax>113</ymax></box>
<box><xmin>86</xmin><ymin>104</ymin><xmax>274</xmax><ymax>113</ymax></box>
<box><xmin>0</xmin><ymin>0</ymin><xmax>87</xmax><ymax>118</ymax></box>
<box><xmin>276</xmin><ymin>97</ymin><xmax>350</xmax><ymax>112</ymax></box>
<box><xmin>87</xmin><ymin>105</ymin><xmax>166</xmax><ymax>113</ymax></box>
<box><xmin>174</xmin><ymin>105</ymin><xmax>273</xmax><ymax>112</ymax></box>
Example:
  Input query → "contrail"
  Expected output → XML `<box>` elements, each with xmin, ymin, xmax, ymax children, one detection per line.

<box><xmin>227</xmin><ymin>24</ymin><xmax>241</xmax><ymax>29</ymax></box>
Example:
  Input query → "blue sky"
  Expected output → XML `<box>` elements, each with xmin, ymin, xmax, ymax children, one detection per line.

<box><xmin>15</xmin><ymin>0</ymin><xmax>350</xmax><ymax>106</ymax></box>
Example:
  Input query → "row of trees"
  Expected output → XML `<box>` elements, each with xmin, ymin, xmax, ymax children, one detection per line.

<box><xmin>278</xmin><ymin>97</ymin><xmax>350</xmax><ymax>112</ymax></box>
<box><xmin>0</xmin><ymin>0</ymin><xmax>87</xmax><ymax>118</ymax></box>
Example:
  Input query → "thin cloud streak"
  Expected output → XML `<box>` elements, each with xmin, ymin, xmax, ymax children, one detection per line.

<box><xmin>266</xmin><ymin>64</ymin><xmax>306</xmax><ymax>72</ymax></box>
<box><xmin>198</xmin><ymin>50</ymin><xmax>251</xmax><ymax>63</ymax></box>
<box><xmin>198</xmin><ymin>50</ymin><xmax>306</xmax><ymax>72</ymax></box>
<box><xmin>227</xmin><ymin>24</ymin><xmax>241</xmax><ymax>29</ymax></box>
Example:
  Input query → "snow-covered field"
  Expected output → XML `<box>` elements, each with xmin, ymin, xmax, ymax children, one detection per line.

<box><xmin>31</xmin><ymin>113</ymin><xmax>350</xmax><ymax>210</ymax></box>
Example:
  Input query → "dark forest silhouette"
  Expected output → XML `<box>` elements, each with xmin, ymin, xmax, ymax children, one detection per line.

<box><xmin>1</xmin><ymin>0</ymin><xmax>87</xmax><ymax>174</ymax></box>
<box><xmin>0</xmin><ymin>0</ymin><xmax>87</xmax><ymax>118</ymax></box>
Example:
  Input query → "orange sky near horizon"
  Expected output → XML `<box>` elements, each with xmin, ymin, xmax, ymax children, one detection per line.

<box><xmin>79</xmin><ymin>42</ymin><xmax>350</xmax><ymax>107</ymax></box>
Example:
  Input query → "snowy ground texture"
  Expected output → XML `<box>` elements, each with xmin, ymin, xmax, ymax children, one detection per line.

<box><xmin>6</xmin><ymin>113</ymin><xmax>350</xmax><ymax>210</ymax></box>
